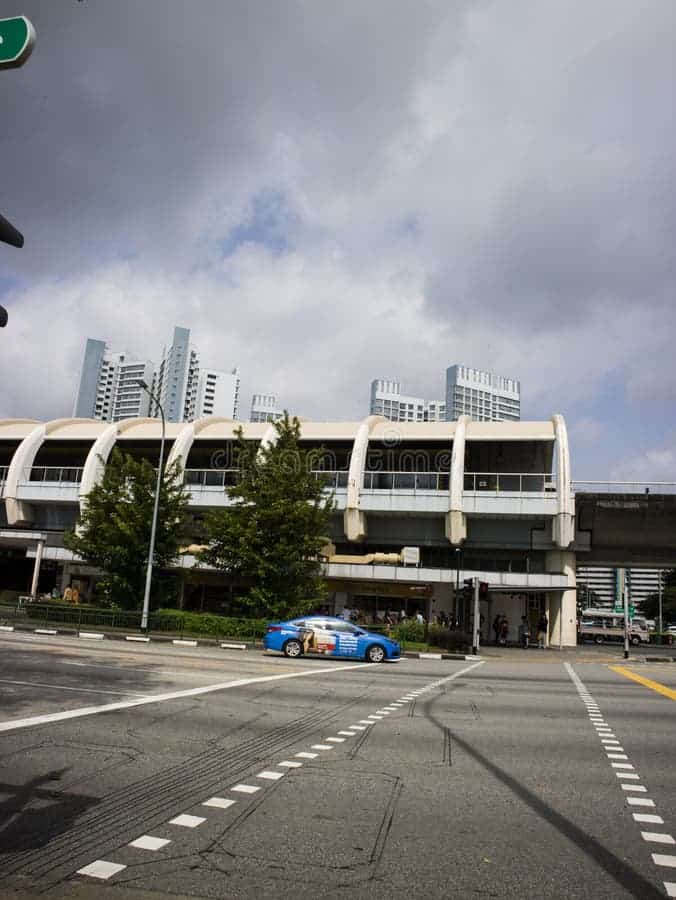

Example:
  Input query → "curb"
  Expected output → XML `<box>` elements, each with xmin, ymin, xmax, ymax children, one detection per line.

<box><xmin>0</xmin><ymin>623</ymin><xmax>479</xmax><ymax>660</ymax></box>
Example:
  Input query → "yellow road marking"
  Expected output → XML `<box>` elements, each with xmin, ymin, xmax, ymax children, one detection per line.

<box><xmin>609</xmin><ymin>666</ymin><xmax>676</xmax><ymax>701</ymax></box>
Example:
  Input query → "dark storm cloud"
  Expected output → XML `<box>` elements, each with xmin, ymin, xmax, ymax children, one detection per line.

<box><xmin>0</xmin><ymin>0</ymin><xmax>674</xmax><ymax>479</ymax></box>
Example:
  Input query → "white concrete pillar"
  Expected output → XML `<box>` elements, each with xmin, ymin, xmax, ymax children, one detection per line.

<box><xmin>30</xmin><ymin>539</ymin><xmax>45</xmax><ymax>600</ymax></box>
<box><xmin>545</xmin><ymin>549</ymin><xmax>577</xmax><ymax>647</ymax></box>
<box><xmin>445</xmin><ymin>415</ymin><xmax>469</xmax><ymax>545</ymax></box>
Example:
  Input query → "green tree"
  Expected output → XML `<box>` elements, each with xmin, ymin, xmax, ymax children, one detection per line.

<box><xmin>642</xmin><ymin>569</ymin><xmax>676</xmax><ymax>626</ymax></box>
<box><xmin>200</xmin><ymin>414</ymin><xmax>335</xmax><ymax>619</ymax></box>
<box><xmin>64</xmin><ymin>449</ymin><xmax>190</xmax><ymax>609</ymax></box>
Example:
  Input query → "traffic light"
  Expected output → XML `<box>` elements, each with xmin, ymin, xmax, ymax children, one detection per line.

<box><xmin>479</xmin><ymin>581</ymin><xmax>488</xmax><ymax>598</ymax></box>
<box><xmin>462</xmin><ymin>578</ymin><xmax>474</xmax><ymax>605</ymax></box>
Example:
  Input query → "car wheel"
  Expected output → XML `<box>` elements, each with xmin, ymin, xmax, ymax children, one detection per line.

<box><xmin>630</xmin><ymin>635</ymin><xmax>641</xmax><ymax>646</ymax></box>
<box><xmin>365</xmin><ymin>644</ymin><xmax>386</xmax><ymax>663</ymax></box>
<box><xmin>594</xmin><ymin>635</ymin><xmax>604</xmax><ymax>644</ymax></box>
<box><xmin>283</xmin><ymin>639</ymin><xmax>303</xmax><ymax>658</ymax></box>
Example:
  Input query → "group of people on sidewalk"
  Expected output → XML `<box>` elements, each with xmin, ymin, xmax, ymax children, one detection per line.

<box><xmin>492</xmin><ymin>612</ymin><xmax>548</xmax><ymax>648</ymax></box>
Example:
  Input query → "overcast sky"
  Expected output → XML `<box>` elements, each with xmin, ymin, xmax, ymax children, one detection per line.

<box><xmin>1</xmin><ymin>0</ymin><xmax>674</xmax><ymax>480</ymax></box>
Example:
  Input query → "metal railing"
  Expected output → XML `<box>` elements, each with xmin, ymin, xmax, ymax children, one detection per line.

<box><xmin>311</xmin><ymin>470</ymin><xmax>349</xmax><ymax>489</ymax></box>
<box><xmin>362</xmin><ymin>471</ymin><xmax>450</xmax><ymax>492</ymax></box>
<box><xmin>183</xmin><ymin>468</ymin><xmax>240</xmax><ymax>488</ymax></box>
<box><xmin>22</xmin><ymin>466</ymin><xmax>84</xmax><ymax>484</ymax></box>
<box><xmin>572</xmin><ymin>481</ymin><xmax>676</xmax><ymax>495</ymax></box>
<box><xmin>464</xmin><ymin>472</ymin><xmax>554</xmax><ymax>493</ymax></box>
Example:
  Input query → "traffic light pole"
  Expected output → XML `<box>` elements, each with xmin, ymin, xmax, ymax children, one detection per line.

<box><xmin>623</xmin><ymin>585</ymin><xmax>630</xmax><ymax>660</ymax></box>
<box><xmin>472</xmin><ymin>578</ymin><xmax>481</xmax><ymax>655</ymax></box>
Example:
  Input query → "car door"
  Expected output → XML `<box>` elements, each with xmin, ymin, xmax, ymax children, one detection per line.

<box><xmin>330</xmin><ymin>621</ymin><xmax>362</xmax><ymax>658</ymax></box>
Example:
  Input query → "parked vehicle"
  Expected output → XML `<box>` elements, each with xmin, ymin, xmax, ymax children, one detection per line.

<box><xmin>578</xmin><ymin>609</ymin><xmax>649</xmax><ymax>645</ymax></box>
<box><xmin>263</xmin><ymin>615</ymin><xmax>400</xmax><ymax>662</ymax></box>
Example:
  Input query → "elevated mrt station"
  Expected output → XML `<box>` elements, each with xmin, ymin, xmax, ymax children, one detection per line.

<box><xmin>0</xmin><ymin>414</ymin><xmax>577</xmax><ymax>646</ymax></box>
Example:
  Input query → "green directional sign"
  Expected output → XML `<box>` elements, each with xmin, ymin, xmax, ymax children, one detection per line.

<box><xmin>0</xmin><ymin>15</ymin><xmax>36</xmax><ymax>70</ymax></box>
<box><xmin>614</xmin><ymin>604</ymin><xmax>636</xmax><ymax>617</ymax></box>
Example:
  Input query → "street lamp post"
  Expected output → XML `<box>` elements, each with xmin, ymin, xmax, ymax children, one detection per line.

<box><xmin>138</xmin><ymin>380</ymin><xmax>165</xmax><ymax>632</ymax></box>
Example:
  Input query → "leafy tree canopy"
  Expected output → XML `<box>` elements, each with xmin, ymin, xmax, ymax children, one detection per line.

<box><xmin>64</xmin><ymin>449</ymin><xmax>190</xmax><ymax>609</ymax></box>
<box><xmin>199</xmin><ymin>414</ymin><xmax>335</xmax><ymax>619</ymax></box>
<box><xmin>642</xmin><ymin>569</ymin><xmax>676</xmax><ymax>626</ymax></box>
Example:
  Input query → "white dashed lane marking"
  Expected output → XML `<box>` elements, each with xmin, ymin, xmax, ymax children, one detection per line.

<box><xmin>566</xmin><ymin>662</ymin><xmax>675</xmax><ymax>899</ymax></box>
<box><xmin>129</xmin><ymin>835</ymin><xmax>171</xmax><ymax>851</ymax></box>
<box><xmin>77</xmin><ymin>860</ymin><xmax>126</xmax><ymax>880</ymax></box>
<box><xmin>643</xmin><ymin>833</ymin><xmax>676</xmax><ymax>845</ymax></box>
<box><xmin>202</xmin><ymin>797</ymin><xmax>236</xmax><ymax>809</ymax></box>
<box><xmin>169</xmin><ymin>814</ymin><xmax>205</xmax><ymax>828</ymax></box>
<box><xmin>75</xmin><ymin>660</ymin><xmax>487</xmax><ymax>882</ymax></box>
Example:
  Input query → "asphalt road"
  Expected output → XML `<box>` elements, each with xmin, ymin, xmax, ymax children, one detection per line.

<box><xmin>0</xmin><ymin>633</ymin><xmax>674</xmax><ymax>900</ymax></box>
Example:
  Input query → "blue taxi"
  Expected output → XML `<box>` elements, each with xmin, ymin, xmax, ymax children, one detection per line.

<box><xmin>263</xmin><ymin>615</ymin><xmax>400</xmax><ymax>663</ymax></box>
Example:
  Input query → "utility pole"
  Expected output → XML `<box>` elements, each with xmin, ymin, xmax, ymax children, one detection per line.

<box><xmin>623</xmin><ymin>582</ymin><xmax>630</xmax><ymax>660</ymax></box>
<box><xmin>658</xmin><ymin>570</ymin><xmax>663</xmax><ymax>639</ymax></box>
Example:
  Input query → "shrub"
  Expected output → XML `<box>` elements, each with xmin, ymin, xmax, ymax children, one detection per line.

<box><xmin>427</xmin><ymin>627</ymin><xmax>471</xmax><ymax>651</ymax></box>
<box><xmin>393</xmin><ymin>620</ymin><xmax>426</xmax><ymax>643</ymax></box>
<box><xmin>154</xmin><ymin>609</ymin><xmax>266</xmax><ymax>640</ymax></box>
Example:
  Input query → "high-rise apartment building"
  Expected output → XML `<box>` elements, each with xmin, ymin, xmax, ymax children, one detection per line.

<box><xmin>369</xmin><ymin>379</ymin><xmax>446</xmax><ymax>422</ymax></box>
<box><xmin>250</xmin><ymin>393</ymin><xmax>282</xmax><ymax>423</ymax></box>
<box><xmin>576</xmin><ymin>565</ymin><xmax>665</xmax><ymax>610</ymax></box>
<box><xmin>445</xmin><ymin>365</ymin><xmax>520</xmax><ymax>421</ymax></box>
<box><xmin>73</xmin><ymin>328</ymin><xmax>239</xmax><ymax>424</ymax></box>
<box><xmin>73</xmin><ymin>339</ymin><xmax>154</xmax><ymax>422</ymax></box>
<box><xmin>190</xmin><ymin>367</ymin><xmax>240</xmax><ymax>419</ymax></box>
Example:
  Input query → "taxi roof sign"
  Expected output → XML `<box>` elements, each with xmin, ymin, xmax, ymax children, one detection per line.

<box><xmin>0</xmin><ymin>15</ymin><xmax>36</xmax><ymax>70</ymax></box>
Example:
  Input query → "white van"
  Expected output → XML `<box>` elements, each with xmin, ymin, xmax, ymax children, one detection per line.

<box><xmin>578</xmin><ymin>609</ymin><xmax>649</xmax><ymax>645</ymax></box>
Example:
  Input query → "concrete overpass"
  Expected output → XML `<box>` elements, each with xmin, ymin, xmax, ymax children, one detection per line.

<box><xmin>573</xmin><ymin>483</ymin><xmax>676</xmax><ymax>568</ymax></box>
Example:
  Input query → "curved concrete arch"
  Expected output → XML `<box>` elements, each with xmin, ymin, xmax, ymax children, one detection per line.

<box><xmin>445</xmin><ymin>414</ymin><xmax>470</xmax><ymax>545</ymax></box>
<box><xmin>4</xmin><ymin>417</ymin><xmax>97</xmax><ymax>526</ymax></box>
<box><xmin>78</xmin><ymin>417</ymin><xmax>157</xmax><ymax>512</ymax></box>
<box><xmin>344</xmin><ymin>415</ymin><xmax>385</xmax><ymax>542</ymax></box>
<box><xmin>166</xmin><ymin>416</ymin><xmax>234</xmax><ymax>477</ymax></box>
<box><xmin>256</xmin><ymin>421</ymin><xmax>280</xmax><ymax>459</ymax></box>
<box><xmin>552</xmin><ymin>414</ymin><xmax>575</xmax><ymax>548</ymax></box>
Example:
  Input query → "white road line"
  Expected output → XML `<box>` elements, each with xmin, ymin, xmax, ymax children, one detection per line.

<box><xmin>77</xmin><ymin>860</ymin><xmax>126</xmax><ymax>880</ymax></box>
<box><xmin>257</xmin><ymin>770</ymin><xmax>284</xmax><ymax>780</ymax></box>
<box><xmin>169</xmin><ymin>814</ymin><xmax>205</xmax><ymax>827</ymax></box>
<box><xmin>311</xmin><ymin>744</ymin><xmax>333</xmax><ymax>750</ymax></box>
<box><xmin>601</xmin><ymin>739</ymin><xmax>621</xmax><ymax>744</ymax></box>
<box><xmin>616</xmin><ymin>773</ymin><xmax>640</xmax><ymax>780</ymax></box>
<box><xmin>326</xmin><ymin>737</ymin><xmax>345</xmax><ymax>743</ymax></box>
<box><xmin>338</xmin><ymin>730</ymin><xmax>355</xmax><ymax>736</ymax></box>
<box><xmin>622</xmin><ymin>785</ymin><xmax>648</xmax><ymax>792</ymax></box>
<box><xmin>0</xmin><ymin>660</ymin><xmax>369</xmax><ymax>734</ymax></box>
<box><xmin>296</xmin><ymin>752</ymin><xmax>317</xmax><ymax>759</ymax></box>
<box><xmin>634</xmin><ymin>814</ymin><xmax>664</xmax><ymax>824</ymax></box>
<box><xmin>230</xmin><ymin>784</ymin><xmax>260</xmax><ymax>794</ymax></box>
<box><xmin>652</xmin><ymin>855</ymin><xmax>676</xmax><ymax>868</ymax></box>
<box><xmin>627</xmin><ymin>798</ymin><xmax>656</xmax><ymax>807</ymax></box>
<box><xmin>0</xmin><ymin>678</ymin><xmax>148</xmax><ymax>697</ymax></box>
<box><xmin>607</xmin><ymin>754</ymin><xmax>629</xmax><ymax>760</ymax></box>
<box><xmin>129</xmin><ymin>835</ymin><xmax>171</xmax><ymax>851</ymax></box>
<box><xmin>358</xmin><ymin>720</ymin><xmax>374</xmax><ymax>725</ymax></box>
<box><xmin>202</xmin><ymin>797</ymin><xmax>236</xmax><ymax>809</ymax></box>
<box><xmin>278</xmin><ymin>761</ymin><xmax>302</xmax><ymax>768</ymax></box>
<box><xmin>350</xmin><ymin>725</ymin><xmax>367</xmax><ymax>731</ymax></box>
<box><xmin>368</xmin><ymin>715</ymin><xmax>383</xmax><ymax>720</ymax></box>
<box><xmin>612</xmin><ymin>763</ymin><xmax>634</xmax><ymax>769</ymax></box>
<box><xmin>642</xmin><ymin>833</ymin><xmax>676</xmax><ymax>844</ymax></box>
<box><xmin>665</xmin><ymin>882</ymin><xmax>676</xmax><ymax>898</ymax></box>
<box><xmin>35</xmin><ymin>629</ymin><xmax>57</xmax><ymax>635</ymax></box>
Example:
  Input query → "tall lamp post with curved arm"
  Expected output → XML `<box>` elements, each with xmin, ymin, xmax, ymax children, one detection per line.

<box><xmin>137</xmin><ymin>380</ymin><xmax>165</xmax><ymax>632</ymax></box>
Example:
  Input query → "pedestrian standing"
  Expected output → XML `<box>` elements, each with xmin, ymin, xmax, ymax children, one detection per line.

<box><xmin>499</xmin><ymin>615</ymin><xmax>509</xmax><ymax>645</ymax></box>
<box><xmin>537</xmin><ymin>613</ymin><xmax>549</xmax><ymax>649</ymax></box>
<box><xmin>519</xmin><ymin>615</ymin><xmax>530</xmax><ymax>649</ymax></box>
<box><xmin>492</xmin><ymin>614</ymin><xmax>501</xmax><ymax>646</ymax></box>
